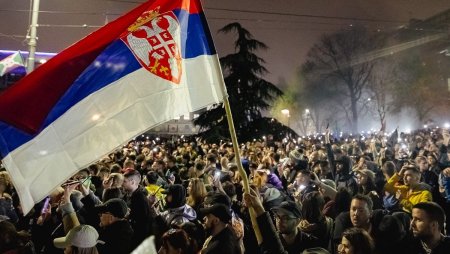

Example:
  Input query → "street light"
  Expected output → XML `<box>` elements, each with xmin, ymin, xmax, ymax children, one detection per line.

<box><xmin>281</xmin><ymin>109</ymin><xmax>290</xmax><ymax>128</ymax></box>
<box><xmin>305</xmin><ymin>109</ymin><xmax>310</xmax><ymax>135</ymax></box>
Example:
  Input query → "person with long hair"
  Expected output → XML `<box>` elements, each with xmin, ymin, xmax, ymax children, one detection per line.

<box><xmin>186</xmin><ymin>178</ymin><xmax>207</xmax><ymax>216</ymax></box>
<box><xmin>299</xmin><ymin>191</ymin><xmax>333</xmax><ymax>249</ymax></box>
<box><xmin>158</xmin><ymin>228</ymin><xmax>198</xmax><ymax>254</ymax></box>
<box><xmin>338</xmin><ymin>227</ymin><xmax>375</xmax><ymax>254</ymax></box>
<box><xmin>355</xmin><ymin>169</ymin><xmax>382</xmax><ymax>209</ymax></box>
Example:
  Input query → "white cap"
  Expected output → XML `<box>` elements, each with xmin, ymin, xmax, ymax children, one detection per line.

<box><xmin>54</xmin><ymin>225</ymin><xmax>99</xmax><ymax>249</ymax></box>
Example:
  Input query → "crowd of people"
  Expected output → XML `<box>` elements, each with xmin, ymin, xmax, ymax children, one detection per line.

<box><xmin>1</xmin><ymin>126</ymin><xmax>450</xmax><ymax>254</ymax></box>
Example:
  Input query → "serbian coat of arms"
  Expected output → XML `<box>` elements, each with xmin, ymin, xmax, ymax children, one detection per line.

<box><xmin>121</xmin><ymin>9</ymin><xmax>182</xmax><ymax>84</ymax></box>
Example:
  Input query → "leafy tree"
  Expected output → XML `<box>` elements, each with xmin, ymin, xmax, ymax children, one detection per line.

<box><xmin>194</xmin><ymin>23</ymin><xmax>284</xmax><ymax>142</ymax></box>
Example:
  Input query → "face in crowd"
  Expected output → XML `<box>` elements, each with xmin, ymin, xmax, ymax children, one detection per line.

<box><xmin>350</xmin><ymin>198</ymin><xmax>371</xmax><ymax>229</ymax></box>
<box><xmin>274</xmin><ymin>209</ymin><xmax>299</xmax><ymax>234</ymax></box>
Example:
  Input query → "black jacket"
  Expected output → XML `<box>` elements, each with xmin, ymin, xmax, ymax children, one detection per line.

<box><xmin>124</xmin><ymin>186</ymin><xmax>151</xmax><ymax>248</ymax></box>
<box><xmin>202</xmin><ymin>225</ymin><xmax>241</xmax><ymax>254</ymax></box>
<box><xmin>97</xmin><ymin>220</ymin><xmax>134</xmax><ymax>254</ymax></box>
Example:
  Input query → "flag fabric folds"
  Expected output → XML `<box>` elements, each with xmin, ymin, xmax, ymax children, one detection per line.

<box><xmin>0</xmin><ymin>0</ymin><xmax>225</xmax><ymax>214</ymax></box>
<box><xmin>0</xmin><ymin>51</ymin><xmax>24</xmax><ymax>76</ymax></box>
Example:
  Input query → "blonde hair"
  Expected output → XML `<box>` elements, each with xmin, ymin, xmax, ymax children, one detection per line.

<box><xmin>187</xmin><ymin>178</ymin><xmax>207</xmax><ymax>207</ymax></box>
<box><xmin>0</xmin><ymin>171</ymin><xmax>13</xmax><ymax>191</ymax></box>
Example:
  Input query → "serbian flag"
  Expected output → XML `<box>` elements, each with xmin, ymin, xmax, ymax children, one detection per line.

<box><xmin>0</xmin><ymin>0</ymin><xmax>225</xmax><ymax>214</ymax></box>
<box><xmin>0</xmin><ymin>51</ymin><xmax>25</xmax><ymax>77</ymax></box>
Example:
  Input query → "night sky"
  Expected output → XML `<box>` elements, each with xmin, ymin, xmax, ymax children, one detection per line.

<box><xmin>1</xmin><ymin>0</ymin><xmax>450</xmax><ymax>85</ymax></box>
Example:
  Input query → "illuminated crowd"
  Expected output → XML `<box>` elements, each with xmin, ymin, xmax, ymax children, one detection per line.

<box><xmin>1</xmin><ymin>126</ymin><xmax>450</xmax><ymax>254</ymax></box>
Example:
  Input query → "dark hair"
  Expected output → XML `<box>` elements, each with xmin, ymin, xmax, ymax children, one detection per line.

<box><xmin>195</xmin><ymin>161</ymin><xmax>205</xmax><ymax>171</ymax></box>
<box><xmin>206</xmin><ymin>153</ymin><xmax>217</xmax><ymax>163</ymax></box>
<box><xmin>222</xmin><ymin>181</ymin><xmax>236</xmax><ymax>198</ymax></box>
<box><xmin>302</xmin><ymin>191</ymin><xmax>325</xmax><ymax>224</ymax></box>
<box><xmin>102</xmin><ymin>187</ymin><xmax>122</xmax><ymax>202</ymax></box>
<box><xmin>109</xmin><ymin>164</ymin><xmax>122</xmax><ymax>173</ymax></box>
<box><xmin>0</xmin><ymin>220</ymin><xmax>32</xmax><ymax>253</ymax></box>
<box><xmin>352</xmin><ymin>194</ymin><xmax>373</xmax><ymax>212</ymax></box>
<box><xmin>334</xmin><ymin>187</ymin><xmax>352</xmax><ymax>215</ymax></box>
<box><xmin>342</xmin><ymin>227</ymin><xmax>375</xmax><ymax>254</ymax></box>
<box><xmin>382</xmin><ymin>161</ymin><xmax>396</xmax><ymax>178</ymax></box>
<box><xmin>413</xmin><ymin>202</ymin><xmax>446</xmax><ymax>231</ymax></box>
<box><xmin>146</xmin><ymin>171</ymin><xmax>159</xmax><ymax>184</ymax></box>
<box><xmin>161</xmin><ymin>228</ymin><xmax>196</xmax><ymax>254</ymax></box>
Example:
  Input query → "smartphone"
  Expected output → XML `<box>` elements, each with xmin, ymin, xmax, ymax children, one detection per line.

<box><xmin>214</xmin><ymin>171</ymin><xmax>221</xmax><ymax>181</ymax></box>
<box><xmin>41</xmin><ymin>197</ymin><xmax>50</xmax><ymax>215</ymax></box>
<box><xmin>81</xmin><ymin>176</ymin><xmax>91</xmax><ymax>188</ymax></box>
<box><xmin>326</xmin><ymin>123</ymin><xmax>329</xmax><ymax>129</ymax></box>
<box><xmin>61</xmin><ymin>180</ymin><xmax>80</xmax><ymax>187</ymax></box>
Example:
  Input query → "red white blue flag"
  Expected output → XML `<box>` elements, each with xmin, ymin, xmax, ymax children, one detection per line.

<box><xmin>0</xmin><ymin>0</ymin><xmax>225</xmax><ymax>214</ymax></box>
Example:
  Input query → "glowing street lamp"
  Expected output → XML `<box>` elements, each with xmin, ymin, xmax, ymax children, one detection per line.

<box><xmin>281</xmin><ymin>109</ymin><xmax>290</xmax><ymax>128</ymax></box>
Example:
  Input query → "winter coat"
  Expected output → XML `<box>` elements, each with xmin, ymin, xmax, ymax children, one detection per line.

<box><xmin>384</xmin><ymin>173</ymin><xmax>432</xmax><ymax>213</ymax></box>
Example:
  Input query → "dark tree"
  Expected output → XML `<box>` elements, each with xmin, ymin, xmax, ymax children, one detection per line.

<box><xmin>301</xmin><ymin>26</ymin><xmax>379</xmax><ymax>133</ymax></box>
<box><xmin>194</xmin><ymin>23</ymin><xmax>284</xmax><ymax>142</ymax></box>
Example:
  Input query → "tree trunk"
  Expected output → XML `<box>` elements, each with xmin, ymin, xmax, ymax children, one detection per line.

<box><xmin>351</xmin><ymin>96</ymin><xmax>359</xmax><ymax>133</ymax></box>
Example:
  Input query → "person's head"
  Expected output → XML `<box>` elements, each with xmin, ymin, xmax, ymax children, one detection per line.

<box><xmin>97</xmin><ymin>167</ymin><xmax>110</xmax><ymax>180</ymax></box>
<box><xmin>350</xmin><ymin>194</ymin><xmax>373</xmax><ymax>229</ymax></box>
<box><xmin>0</xmin><ymin>171</ymin><xmax>13</xmax><ymax>194</ymax></box>
<box><xmin>411</xmin><ymin>202</ymin><xmax>446</xmax><ymax>239</ymax></box>
<box><xmin>427</xmin><ymin>153</ymin><xmax>437</xmax><ymax>166</ymax></box>
<box><xmin>186</xmin><ymin>178</ymin><xmax>207</xmax><ymax>207</ymax></box>
<box><xmin>122</xmin><ymin>170</ymin><xmax>141</xmax><ymax>192</ymax></box>
<box><xmin>253</xmin><ymin>169</ymin><xmax>268</xmax><ymax>188</ymax></box>
<box><xmin>53</xmin><ymin>225</ymin><xmax>99</xmax><ymax>254</ymax></box>
<box><xmin>107</xmin><ymin>173</ymin><xmax>124</xmax><ymax>188</ymax></box>
<box><xmin>159</xmin><ymin>228</ymin><xmax>196</xmax><ymax>254</ymax></box>
<box><xmin>338</xmin><ymin>227</ymin><xmax>374</xmax><ymax>254</ymax></box>
<box><xmin>102</xmin><ymin>187</ymin><xmax>122</xmax><ymax>202</ymax></box>
<box><xmin>109</xmin><ymin>163</ymin><xmax>122</xmax><ymax>174</ymax></box>
<box><xmin>122</xmin><ymin>159</ymin><xmax>135</xmax><ymax>173</ymax></box>
<box><xmin>152</xmin><ymin>160</ymin><xmax>166</xmax><ymax>172</ymax></box>
<box><xmin>165</xmin><ymin>155</ymin><xmax>177</xmax><ymax>168</ymax></box>
<box><xmin>163</xmin><ymin>184</ymin><xmax>187</xmax><ymax>209</ymax></box>
<box><xmin>301</xmin><ymin>191</ymin><xmax>325</xmax><ymax>224</ymax></box>
<box><xmin>0</xmin><ymin>220</ymin><xmax>32</xmax><ymax>253</ymax></box>
<box><xmin>200</xmin><ymin>204</ymin><xmax>232</xmax><ymax>235</ymax></box>
<box><xmin>415</xmin><ymin>156</ymin><xmax>429</xmax><ymax>172</ymax></box>
<box><xmin>295</xmin><ymin>170</ymin><xmax>312</xmax><ymax>186</ymax></box>
<box><xmin>272</xmin><ymin>201</ymin><xmax>302</xmax><ymax>234</ymax></box>
<box><xmin>355</xmin><ymin>169</ymin><xmax>375</xmax><ymax>187</ymax></box>
<box><xmin>95</xmin><ymin>198</ymin><xmax>128</xmax><ymax>227</ymax></box>
<box><xmin>381</xmin><ymin>161</ymin><xmax>396</xmax><ymax>179</ymax></box>
<box><xmin>335</xmin><ymin>156</ymin><xmax>351</xmax><ymax>174</ymax></box>
<box><xmin>403</xmin><ymin>166</ymin><xmax>421</xmax><ymax>187</ymax></box>
<box><xmin>145</xmin><ymin>171</ymin><xmax>160</xmax><ymax>185</ymax></box>
<box><xmin>73</xmin><ymin>169</ymin><xmax>90</xmax><ymax>181</ymax></box>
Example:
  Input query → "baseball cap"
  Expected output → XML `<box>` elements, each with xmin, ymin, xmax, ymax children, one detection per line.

<box><xmin>271</xmin><ymin>201</ymin><xmax>302</xmax><ymax>218</ymax></box>
<box><xmin>200</xmin><ymin>204</ymin><xmax>232</xmax><ymax>223</ymax></box>
<box><xmin>204</xmin><ymin>191</ymin><xmax>231</xmax><ymax>207</ymax></box>
<box><xmin>95</xmin><ymin>198</ymin><xmax>128</xmax><ymax>218</ymax></box>
<box><xmin>355</xmin><ymin>169</ymin><xmax>375</xmax><ymax>183</ymax></box>
<box><xmin>54</xmin><ymin>225</ymin><xmax>99</xmax><ymax>249</ymax></box>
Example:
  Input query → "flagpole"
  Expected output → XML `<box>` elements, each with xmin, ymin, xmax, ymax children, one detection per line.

<box><xmin>215</xmin><ymin>67</ymin><xmax>263</xmax><ymax>244</ymax></box>
<box><xmin>27</xmin><ymin>0</ymin><xmax>40</xmax><ymax>73</ymax></box>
